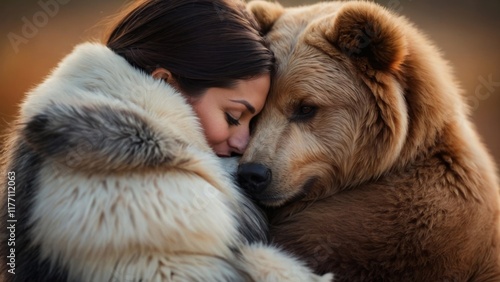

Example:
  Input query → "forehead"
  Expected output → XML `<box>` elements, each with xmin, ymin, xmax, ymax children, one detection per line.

<box><xmin>232</xmin><ymin>75</ymin><xmax>270</xmax><ymax>105</ymax></box>
<box><xmin>269</xmin><ymin>58</ymin><xmax>361</xmax><ymax>110</ymax></box>
<box><xmin>266</xmin><ymin>2</ymin><xmax>343</xmax><ymax>61</ymax></box>
<box><xmin>203</xmin><ymin>75</ymin><xmax>270</xmax><ymax>111</ymax></box>
<box><xmin>266</xmin><ymin>4</ymin><xmax>346</xmax><ymax>78</ymax></box>
<box><xmin>264</xmin><ymin>6</ymin><xmax>364</xmax><ymax>107</ymax></box>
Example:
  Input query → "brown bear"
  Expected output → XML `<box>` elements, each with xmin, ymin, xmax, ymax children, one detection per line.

<box><xmin>238</xmin><ymin>1</ymin><xmax>500</xmax><ymax>281</ymax></box>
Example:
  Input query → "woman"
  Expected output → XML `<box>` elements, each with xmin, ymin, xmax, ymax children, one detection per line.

<box><xmin>0</xmin><ymin>0</ymin><xmax>332</xmax><ymax>281</ymax></box>
<box><xmin>105</xmin><ymin>0</ymin><xmax>272</xmax><ymax>158</ymax></box>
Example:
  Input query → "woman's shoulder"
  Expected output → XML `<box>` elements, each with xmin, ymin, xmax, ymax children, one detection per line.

<box><xmin>16</xmin><ymin>42</ymin><xmax>212</xmax><ymax>173</ymax></box>
<box><xmin>21</xmin><ymin>42</ymin><xmax>192</xmax><ymax>124</ymax></box>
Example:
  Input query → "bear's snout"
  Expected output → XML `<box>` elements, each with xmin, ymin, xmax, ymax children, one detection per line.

<box><xmin>237</xmin><ymin>163</ymin><xmax>272</xmax><ymax>197</ymax></box>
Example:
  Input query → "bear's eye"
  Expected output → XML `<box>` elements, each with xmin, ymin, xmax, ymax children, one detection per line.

<box><xmin>291</xmin><ymin>105</ymin><xmax>317</xmax><ymax>122</ymax></box>
<box><xmin>300</xmin><ymin>106</ymin><xmax>313</xmax><ymax>115</ymax></box>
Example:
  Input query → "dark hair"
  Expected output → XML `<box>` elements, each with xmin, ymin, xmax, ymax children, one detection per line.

<box><xmin>105</xmin><ymin>0</ymin><xmax>274</xmax><ymax>96</ymax></box>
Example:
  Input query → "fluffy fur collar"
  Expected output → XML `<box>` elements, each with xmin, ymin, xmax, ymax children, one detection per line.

<box><xmin>19</xmin><ymin>42</ymin><xmax>267</xmax><ymax>251</ymax></box>
<box><xmin>21</xmin><ymin>42</ymin><xmax>215</xmax><ymax>170</ymax></box>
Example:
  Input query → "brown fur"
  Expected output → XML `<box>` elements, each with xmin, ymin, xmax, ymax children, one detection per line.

<box><xmin>242</xmin><ymin>1</ymin><xmax>500</xmax><ymax>281</ymax></box>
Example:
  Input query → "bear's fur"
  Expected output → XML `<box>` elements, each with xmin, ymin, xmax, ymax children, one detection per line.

<box><xmin>240</xmin><ymin>1</ymin><xmax>500</xmax><ymax>281</ymax></box>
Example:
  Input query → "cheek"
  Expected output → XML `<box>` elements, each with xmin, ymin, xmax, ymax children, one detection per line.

<box><xmin>197</xmin><ymin>111</ymin><xmax>229</xmax><ymax>146</ymax></box>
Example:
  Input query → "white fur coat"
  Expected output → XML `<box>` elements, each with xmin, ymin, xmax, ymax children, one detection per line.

<box><xmin>0</xmin><ymin>43</ymin><xmax>332</xmax><ymax>282</ymax></box>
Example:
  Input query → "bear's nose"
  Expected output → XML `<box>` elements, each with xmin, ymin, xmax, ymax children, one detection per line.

<box><xmin>237</xmin><ymin>163</ymin><xmax>272</xmax><ymax>196</ymax></box>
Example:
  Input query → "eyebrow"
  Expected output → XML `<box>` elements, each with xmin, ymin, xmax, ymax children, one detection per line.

<box><xmin>230</xmin><ymin>99</ymin><xmax>255</xmax><ymax>114</ymax></box>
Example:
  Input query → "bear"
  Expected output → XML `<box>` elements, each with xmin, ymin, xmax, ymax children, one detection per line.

<box><xmin>238</xmin><ymin>1</ymin><xmax>500</xmax><ymax>281</ymax></box>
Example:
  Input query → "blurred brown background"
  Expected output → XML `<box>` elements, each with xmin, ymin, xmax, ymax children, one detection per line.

<box><xmin>1</xmin><ymin>0</ymin><xmax>499</xmax><ymax>167</ymax></box>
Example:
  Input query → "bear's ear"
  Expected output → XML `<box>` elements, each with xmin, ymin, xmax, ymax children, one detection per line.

<box><xmin>247</xmin><ymin>0</ymin><xmax>284</xmax><ymax>34</ymax></box>
<box><xmin>323</xmin><ymin>2</ymin><xmax>407</xmax><ymax>73</ymax></box>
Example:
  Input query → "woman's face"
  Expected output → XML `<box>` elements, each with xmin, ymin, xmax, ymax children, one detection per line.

<box><xmin>190</xmin><ymin>74</ymin><xmax>270</xmax><ymax>157</ymax></box>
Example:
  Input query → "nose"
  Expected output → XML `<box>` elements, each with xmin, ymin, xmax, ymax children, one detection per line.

<box><xmin>237</xmin><ymin>163</ymin><xmax>272</xmax><ymax>196</ymax></box>
<box><xmin>228</xmin><ymin>129</ymin><xmax>249</xmax><ymax>154</ymax></box>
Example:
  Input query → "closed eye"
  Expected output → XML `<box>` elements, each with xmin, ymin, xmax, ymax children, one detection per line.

<box><xmin>225</xmin><ymin>112</ymin><xmax>241</xmax><ymax>126</ymax></box>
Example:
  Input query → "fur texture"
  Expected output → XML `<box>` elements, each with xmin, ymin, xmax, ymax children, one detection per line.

<box><xmin>0</xmin><ymin>43</ymin><xmax>332</xmax><ymax>282</ymax></box>
<box><xmin>241</xmin><ymin>1</ymin><xmax>500</xmax><ymax>281</ymax></box>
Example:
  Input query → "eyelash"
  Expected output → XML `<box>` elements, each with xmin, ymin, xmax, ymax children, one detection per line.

<box><xmin>225</xmin><ymin>112</ymin><xmax>241</xmax><ymax>126</ymax></box>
